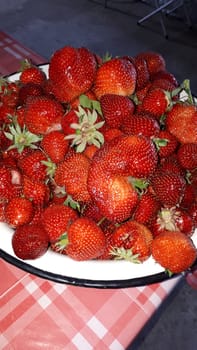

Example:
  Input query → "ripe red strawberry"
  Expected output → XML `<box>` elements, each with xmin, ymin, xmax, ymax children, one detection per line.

<box><xmin>151</xmin><ymin>171</ymin><xmax>186</xmax><ymax>207</ymax></box>
<box><xmin>54</xmin><ymin>152</ymin><xmax>91</xmax><ymax>203</ymax></box>
<box><xmin>177</xmin><ymin>143</ymin><xmax>197</xmax><ymax>170</ymax></box>
<box><xmin>136</xmin><ymin>52</ymin><xmax>166</xmax><ymax>77</ymax></box>
<box><xmin>180</xmin><ymin>183</ymin><xmax>196</xmax><ymax>209</ymax></box>
<box><xmin>0</xmin><ymin>104</ymin><xmax>16</xmax><ymax>125</ymax></box>
<box><xmin>19</xmin><ymin>60</ymin><xmax>46</xmax><ymax>85</ymax></box>
<box><xmin>93</xmin><ymin>57</ymin><xmax>137</xmax><ymax>99</ymax></box>
<box><xmin>111</xmin><ymin>220</ymin><xmax>153</xmax><ymax>262</ymax></box>
<box><xmin>24</xmin><ymin>95</ymin><xmax>64</xmax><ymax>134</ymax></box>
<box><xmin>188</xmin><ymin>202</ymin><xmax>197</xmax><ymax>227</ymax></box>
<box><xmin>121</xmin><ymin>112</ymin><xmax>160</xmax><ymax>138</ymax></box>
<box><xmin>4</xmin><ymin>197</ymin><xmax>34</xmax><ymax>228</ymax></box>
<box><xmin>132</xmin><ymin>56</ymin><xmax>150</xmax><ymax>90</ymax></box>
<box><xmin>154</xmin><ymin>130</ymin><xmax>179</xmax><ymax>158</ymax></box>
<box><xmin>133</xmin><ymin>192</ymin><xmax>161</xmax><ymax>225</ymax></box>
<box><xmin>22</xmin><ymin>176</ymin><xmax>50</xmax><ymax>205</ymax></box>
<box><xmin>0</xmin><ymin>165</ymin><xmax>21</xmax><ymax>200</ymax></box>
<box><xmin>158</xmin><ymin>153</ymin><xmax>184</xmax><ymax>176</ymax></box>
<box><xmin>49</xmin><ymin>46</ymin><xmax>97</xmax><ymax>103</ymax></box>
<box><xmin>149</xmin><ymin>78</ymin><xmax>177</xmax><ymax>92</ymax></box>
<box><xmin>41</xmin><ymin>130</ymin><xmax>69</xmax><ymax>163</ymax></box>
<box><xmin>42</xmin><ymin>203</ymin><xmax>78</xmax><ymax>243</ymax></box>
<box><xmin>18</xmin><ymin>82</ymin><xmax>44</xmax><ymax>105</ymax></box>
<box><xmin>61</xmin><ymin>109</ymin><xmax>79</xmax><ymax>136</ymax></box>
<box><xmin>100</xmin><ymin>93</ymin><xmax>135</xmax><ymax>128</ymax></box>
<box><xmin>66</xmin><ymin>217</ymin><xmax>106</xmax><ymax>261</ymax></box>
<box><xmin>141</xmin><ymin>88</ymin><xmax>170</xmax><ymax>119</ymax></box>
<box><xmin>166</xmin><ymin>103</ymin><xmax>197</xmax><ymax>144</ymax></box>
<box><xmin>151</xmin><ymin>70</ymin><xmax>178</xmax><ymax>87</ymax></box>
<box><xmin>18</xmin><ymin>149</ymin><xmax>48</xmax><ymax>181</ymax></box>
<box><xmin>12</xmin><ymin>223</ymin><xmax>49</xmax><ymax>260</ymax></box>
<box><xmin>151</xmin><ymin>230</ymin><xmax>197</xmax><ymax>273</ymax></box>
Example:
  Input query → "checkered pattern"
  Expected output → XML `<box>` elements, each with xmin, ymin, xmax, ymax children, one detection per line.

<box><xmin>0</xmin><ymin>31</ymin><xmax>45</xmax><ymax>76</ymax></box>
<box><xmin>0</xmin><ymin>259</ymin><xmax>181</xmax><ymax>350</ymax></box>
<box><xmin>0</xmin><ymin>31</ymin><xmax>182</xmax><ymax>350</ymax></box>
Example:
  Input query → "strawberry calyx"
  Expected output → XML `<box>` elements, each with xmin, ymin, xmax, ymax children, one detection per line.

<box><xmin>41</xmin><ymin>159</ymin><xmax>57</xmax><ymax>178</ymax></box>
<box><xmin>4</xmin><ymin>117</ymin><xmax>42</xmax><ymax>153</ymax></box>
<box><xmin>53</xmin><ymin>233</ymin><xmax>69</xmax><ymax>253</ymax></box>
<box><xmin>152</xmin><ymin>137</ymin><xmax>169</xmax><ymax>151</ymax></box>
<box><xmin>65</xmin><ymin>106</ymin><xmax>105</xmax><ymax>152</ymax></box>
<box><xmin>110</xmin><ymin>246</ymin><xmax>141</xmax><ymax>263</ymax></box>
<box><xmin>128</xmin><ymin>176</ymin><xmax>149</xmax><ymax>194</ymax></box>
<box><xmin>64</xmin><ymin>194</ymin><xmax>80</xmax><ymax>211</ymax></box>
<box><xmin>157</xmin><ymin>207</ymin><xmax>180</xmax><ymax>231</ymax></box>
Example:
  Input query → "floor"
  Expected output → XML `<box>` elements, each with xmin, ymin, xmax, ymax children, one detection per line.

<box><xmin>0</xmin><ymin>0</ymin><xmax>197</xmax><ymax>349</ymax></box>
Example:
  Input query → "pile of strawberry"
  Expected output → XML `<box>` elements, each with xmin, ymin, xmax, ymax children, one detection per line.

<box><xmin>0</xmin><ymin>47</ymin><xmax>197</xmax><ymax>275</ymax></box>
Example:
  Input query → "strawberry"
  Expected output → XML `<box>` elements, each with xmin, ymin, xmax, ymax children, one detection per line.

<box><xmin>151</xmin><ymin>171</ymin><xmax>186</xmax><ymax>207</ymax></box>
<box><xmin>165</xmin><ymin>103</ymin><xmax>197</xmax><ymax>144</ymax></box>
<box><xmin>19</xmin><ymin>60</ymin><xmax>46</xmax><ymax>85</ymax></box>
<box><xmin>18</xmin><ymin>82</ymin><xmax>44</xmax><ymax>105</ymax></box>
<box><xmin>188</xmin><ymin>203</ymin><xmax>197</xmax><ymax>227</ymax></box>
<box><xmin>18</xmin><ymin>149</ymin><xmax>48</xmax><ymax>181</ymax></box>
<box><xmin>150</xmin><ymin>207</ymin><xmax>195</xmax><ymax>237</ymax></box>
<box><xmin>180</xmin><ymin>183</ymin><xmax>196</xmax><ymax>209</ymax></box>
<box><xmin>61</xmin><ymin>109</ymin><xmax>79</xmax><ymax>136</ymax></box>
<box><xmin>0</xmin><ymin>165</ymin><xmax>21</xmax><ymax>200</ymax></box>
<box><xmin>132</xmin><ymin>56</ymin><xmax>150</xmax><ymax>90</ymax></box>
<box><xmin>93</xmin><ymin>57</ymin><xmax>137</xmax><ymax>99</ymax></box>
<box><xmin>154</xmin><ymin>130</ymin><xmax>179</xmax><ymax>158</ymax></box>
<box><xmin>133</xmin><ymin>192</ymin><xmax>161</xmax><ymax>225</ymax></box>
<box><xmin>24</xmin><ymin>95</ymin><xmax>64</xmax><ymax>135</ymax></box>
<box><xmin>141</xmin><ymin>88</ymin><xmax>170</xmax><ymax>119</ymax></box>
<box><xmin>54</xmin><ymin>152</ymin><xmax>91</xmax><ymax>203</ymax></box>
<box><xmin>65</xmin><ymin>217</ymin><xmax>106</xmax><ymax>261</ymax></box>
<box><xmin>49</xmin><ymin>46</ymin><xmax>97</xmax><ymax>103</ymax></box>
<box><xmin>177</xmin><ymin>143</ymin><xmax>197</xmax><ymax>170</ymax></box>
<box><xmin>100</xmin><ymin>93</ymin><xmax>135</xmax><ymax>128</ymax></box>
<box><xmin>151</xmin><ymin>230</ymin><xmax>197</xmax><ymax>273</ymax></box>
<box><xmin>151</xmin><ymin>70</ymin><xmax>178</xmax><ymax>87</ymax></box>
<box><xmin>22</xmin><ymin>176</ymin><xmax>50</xmax><ymax>206</ymax></box>
<box><xmin>111</xmin><ymin>220</ymin><xmax>153</xmax><ymax>262</ymax></box>
<box><xmin>42</xmin><ymin>203</ymin><xmax>78</xmax><ymax>243</ymax></box>
<box><xmin>121</xmin><ymin>112</ymin><xmax>160</xmax><ymax>138</ymax></box>
<box><xmin>4</xmin><ymin>196</ymin><xmax>34</xmax><ymax>228</ymax></box>
<box><xmin>12</xmin><ymin>223</ymin><xmax>49</xmax><ymax>260</ymax></box>
<box><xmin>136</xmin><ymin>52</ymin><xmax>166</xmax><ymax>77</ymax></box>
<box><xmin>158</xmin><ymin>154</ymin><xmax>184</xmax><ymax>176</ymax></box>
<box><xmin>41</xmin><ymin>130</ymin><xmax>69</xmax><ymax>163</ymax></box>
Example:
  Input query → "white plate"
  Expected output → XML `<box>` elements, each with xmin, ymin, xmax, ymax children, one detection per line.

<box><xmin>0</xmin><ymin>65</ymin><xmax>196</xmax><ymax>288</ymax></box>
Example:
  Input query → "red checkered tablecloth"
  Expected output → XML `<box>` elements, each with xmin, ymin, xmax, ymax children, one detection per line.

<box><xmin>0</xmin><ymin>259</ymin><xmax>181</xmax><ymax>350</ymax></box>
<box><xmin>0</xmin><ymin>31</ymin><xmax>182</xmax><ymax>350</ymax></box>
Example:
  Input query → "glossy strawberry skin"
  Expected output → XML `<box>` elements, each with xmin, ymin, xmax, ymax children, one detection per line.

<box><xmin>93</xmin><ymin>57</ymin><xmax>137</xmax><ymax>100</ymax></box>
<box><xmin>5</xmin><ymin>197</ymin><xmax>34</xmax><ymax>228</ymax></box>
<box><xmin>136</xmin><ymin>52</ymin><xmax>166</xmax><ymax>76</ymax></box>
<box><xmin>20</xmin><ymin>65</ymin><xmax>46</xmax><ymax>85</ymax></box>
<box><xmin>24</xmin><ymin>95</ymin><xmax>64</xmax><ymax>134</ymax></box>
<box><xmin>12</xmin><ymin>223</ymin><xmax>49</xmax><ymax>260</ymax></box>
<box><xmin>54</xmin><ymin>153</ymin><xmax>91</xmax><ymax>203</ymax></box>
<box><xmin>42</xmin><ymin>203</ymin><xmax>78</xmax><ymax>243</ymax></box>
<box><xmin>41</xmin><ymin>130</ymin><xmax>69</xmax><ymax>163</ymax></box>
<box><xmin>151</xmin><ymin>172</ymin><xmax>186</xmax><ymax>207</ymax></box>
<box><xmin>177</xmin><ymin>143</ymin><xmax>197</xmax><ymax>170</ymax></box>
<box><xmin>49</xmin><ymin>46</ymin><xmax>97</xmax><ymax>103</ymax></box>
<box><xmin>100</xmin><ymin>93</ymin><xmax>135</xmax><ymax>128</ymax></box>
<box><xmin>151</xmin><ymin>230</ymin><xmax>197</xmax><ymax>273</ymax></box>
<box><xmin>66</xmin><ymin>217</ymin><xmax>106</xmax><ymax>261</ymax></box>
<box><xmin>121</xmin><ymin>112</ymin><xmax>160</xmax><ymax>138</ymax></box>
<box><xmin>18</xmin><ymin>150</ymin><xmax>48</xmax><ymax>181</ymax></box>
<box><xmin>141</xmin><ymin>88</ymin><xmax>169</xmax><ymax>119</ymax></box>
<box><xmin>166</xmin><ymin>103</ymin><xmax>197</xmax><ymax>144</ymax></box>
<box><xmin>112</xmin><ymin>220</ymin><xmax>153</xmax><ymax>262</ymax></box>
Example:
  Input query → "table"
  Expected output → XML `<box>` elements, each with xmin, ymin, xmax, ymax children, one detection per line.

<box><xmin>0</xmin><ymin>31</ymin><xmax>182</xmax><ymax>350</ymax></box>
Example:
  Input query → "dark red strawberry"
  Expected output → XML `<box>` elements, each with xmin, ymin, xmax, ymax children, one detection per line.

<box><xmin>5</xmin><ymin>196</ymin><xmax>34</xmax><ymax>228</ymax></box>
<box><xmin>12</xmin><ymin>223</ymin><xmax>49</xmax><ymax>260</ymax></box>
